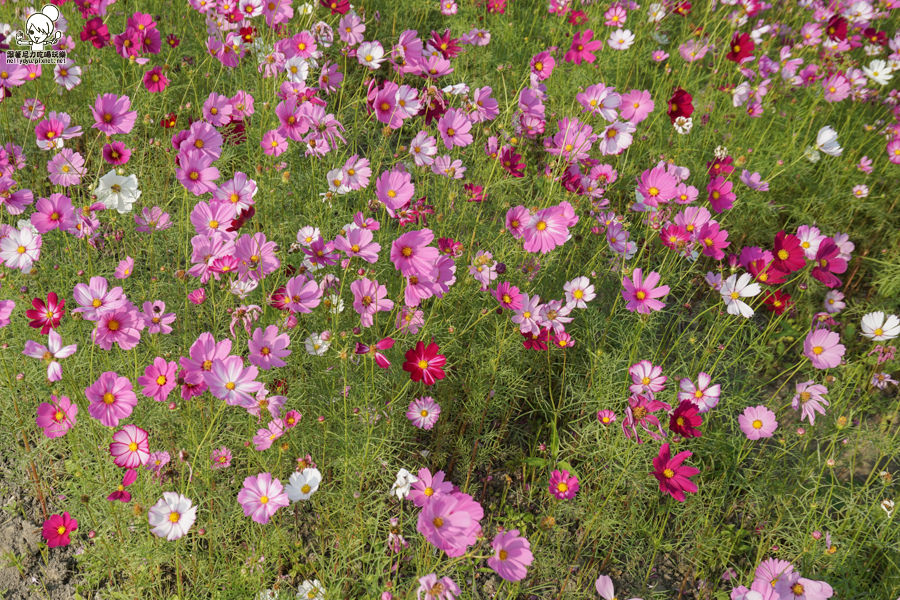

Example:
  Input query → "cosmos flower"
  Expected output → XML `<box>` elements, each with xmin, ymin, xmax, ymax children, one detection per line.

<box><xmin>148</xmin><ymin>493</ymin><xmax>197</xmax><ymax>541</ymax></box>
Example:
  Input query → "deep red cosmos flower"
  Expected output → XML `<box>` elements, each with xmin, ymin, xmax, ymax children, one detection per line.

<box><xmin>771</xmin><ymin>231</ymin><xmax>806</xmax><ymax>274</ymax></box>
<box><xmin>763</xmin><ymin>290</ymin><xmax>792</xmax><ymax>315</ymax></box>
<box><xmin>726</xmin><ymin>32</ymin><xmax>754</xmax><ymax>63</ymax></box>
<box><xmin>320</xmin><ymin>0</ymin><xmax>350</xmax><ymax>15</ymax></box>
<box><xmin>402</xmin><ymin>340</ymin><xmax>447</xmax><ymax>385</ymax></box>
<box><xmin>826</xmin><ymin>15</ymin><xmax>847</xmax><ymax>41</ymax></box>
<box><xmin>667</xmin><ymin>88</ymin><xmax>694</xmax><ymax>123</ymax></box>
<box><xmin>669</xmin><ymin>400</ymin><xmax>703</xmax><ymax>438</ymax></box>
<box><xmin>26</xmin><ymin>292</ymin><xmax>65</xmax><ymax>334</ymax></box>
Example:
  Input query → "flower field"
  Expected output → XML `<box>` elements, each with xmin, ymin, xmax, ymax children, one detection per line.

<box><xmin>0</xmin><ymin>0</ymin><xmax>898</xmax><ymax>598</ymax></box>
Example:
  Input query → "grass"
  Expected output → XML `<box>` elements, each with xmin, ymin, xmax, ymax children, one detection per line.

<box><xmin>1</xmin><ymin>0</ymin><xmax>899</xmax><ymax>598</ymax></box>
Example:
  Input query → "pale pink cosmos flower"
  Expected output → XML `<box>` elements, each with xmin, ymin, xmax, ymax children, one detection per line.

<box><xmin>804</xmin><ymin>329</ymin><xmax>845</xmax><ymax>370</ymax></box>
<box><xmin>204</xmin><ymin>356</ymin><xmax>262</xmax><ymax>407</ymax></box>
<box><xmin>351</xmin><ymin>277</ymin><xmax>394</xmax><ymax>328</ymax></box>
<box><xmin>738</xmin><ymin>405</ymin><xmax>778</xmax><ymax>440</ymax></box>
<box><xmin>237</xmin><ymin>472</ymin><xmax>290</xmax><ymax>524</ymax></box>
<box><xmin>791</xmin><ymin>380</ymin><xmax>829</xmax><ymax>425</ymax></box>
<box><xmin>23</xmin><ymin>329</ymin><xmax>77</xmax><ymax>382</ymax></box>
<box><xmin>678</xmin><ymin>373</ymin><xmax>721</xmax><ymax>412</ymax></box>
<box><xmin>629</xmin><ymin>360</ymin><xmax>667</xmax><ymax>395</ymax></box>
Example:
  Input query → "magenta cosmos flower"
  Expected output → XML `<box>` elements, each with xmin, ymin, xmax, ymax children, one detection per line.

<box><xmin>622</xmin><ymin>269</ymin><xmax>670</xmax><ymax>314</ymax></box>
<box><xmin>548</xmin><ymin>469</ymin><xmax>579</xmax><ymax>500</ymax></box>
<box><xmin>109</xmin><ymin>424</ymin><xmax>150</xmax><ymax>468</ymax></box>
<box><xmin>137</xmin><ymin>356</ymin><xmax>178</xmax><ymax>402</ymax></box>
<box><xmin>403</xmin><ymin>341</ymin><xmax>447</xmax><ymax>386</ymax></box>
<box><xmin>565</xmin><ymin>29</ymin><xmax>603</xmax><ymax>64</ymax></box>
<box><xmin>738</xmin><ymin>405</ymin><xmax>778</xmax><ymax>440</ymax></box>
<box><xmin>36</xmin><ymin>394</ymin><xmax>78</xmax><ymax>438</ymax></box>
<box><xmin>804</xmin><ymin>329</ymin><xmax>845</xmax><ymax>369</ymax></box>
<box><xmin>487</xmin><ymin>529</ymin><xmax>534</xmax><ymax>582</ymax></box>
<box><xmin>237</xmin><ymin>472</ymin><xmax>290</xmax><ymax>524</ymax></box>
<box><xmin>86</xmin><ymin>371</ymin><xmax>138</xmax><ymax>427</ymax></box>
<box><xmin>42</xmin><ymin>512</ymin><xmax>78</xmax><ymax>548</ymax></box>
<box><xmin>651</xmin><ymin>443</ymin><xmax>699</xmax><ymax>502</ymax></box>
<box><xmin>91</xmin><ymin>93</ymin><xmax>137</xmax><ymax>135</ymax></box>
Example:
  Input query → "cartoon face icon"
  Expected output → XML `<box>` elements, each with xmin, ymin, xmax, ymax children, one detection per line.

<box><xmin>16</xmin><ymin>5</ymin><xmax>62</xmax><ymax>51</ymax></box>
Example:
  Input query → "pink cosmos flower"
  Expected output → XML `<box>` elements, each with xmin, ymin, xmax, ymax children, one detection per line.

<box><xmin>622</xmin><ymin>269</ymin><xmax>669</xmax><ymax>314</ymax></box>
<box><xmin>791</xmin><ymin>380</ymin><xmax>829</xmax><ymax>425</ymax></box>
<box><xmin>141</xmin><ymin>300</ymin><xmax>176</xmax><ymax>334</ymax></box>
<box><xmin>407</xmin><ymin>396</ymin><xmax>441</xmax><ymax>430</ymax></box>
<box><xmin>408</xmin><ymin>468</ymin><xmax>454</xmax><ymax>508</ymax></box>
<box><xmin>91</xmin><ymin>94</ymin><xmax>137</xmax><ymax>135</ymax></box>
<box><xmin>565</xmin><ymin>29</ymin><xmax>603</xmax><ymax>64</ymax></box>
<box><xmin>391</xmin><ymin>229</ymin><xmax>439</xmax><ymax>278</ymax></box>
<box><xmin>351</xmin><ymin>277</ymin><xmax>394</xmax><ymax>328</ymax></box>
<box><xmin>114</xmin><ymin>256</ymin><xmax>134</xmax><ymax>279</ymax></box>
<box><xmin>0</xmin><ymin>300</ymin><xmax>14</xmax><ymax>328</ymax></box>
<box><xmin>92</xmin><ymin>305</ymin><xmax>142</xmax><ymax>350</ymax></box>
<box><xmin>72</xmin><ymin>276</ymin><xmax>124</xmax><ymax>321</ymax></box>
<box><xmin>707</xmin><ymin>176</ymin><xmax>736</xmax><ymax>213</ymax></box>
<box><xmin>137</xmin><ymin>357</ymin><xmax>178</xmax><ymax>402</ymax></box>
<box><xmin>86</xmin><ymin>371</ymin><xmax>138</xmax><ymax>427</ymax></box>
<box><xmin>237</xmin><ymin>472</ymin><xmax>290</xmax><ymax>524</ymax></box>
<box><xmin>651</xmin><ymin>443</ymin><xmax>699</xmax><ymax>502</ymax></box>
<box><xmin>23</xmin><ymin>330</ymin><xmax>77</xmax><ymax>382</ymax></box>
<box><xmin>30</xmin><ymin>193</ymin><xmax>76</xmax><ymax>234</ymax></box>
<box><xmin>355</xmin><ymin>337</ymin><xmax>395</xmax><ymax>369</ymax></box>
<box><xmin>211</xmin><ymin>446</ymin><xmax>232</xmax><ymax>469</ymax></box>
<box><xmin>487</xmin><ymin>529</ymin><xmax>534</xmax><ymax>582</ymax></box>
<box><xmin>417</xmin><ymin>574</ymin><xmax>460</xmax><ymax>600</ymax></box>
<box><xmin>261</xmin><ymin>129</ymin><xmax>288</xmax><ymax>156</ymax></box>
<box><xmin>36</xmin><ymin>394</ymin><xmax>78</xmax><ymax>438</ymax></box>
<box><xmin>109</xmin><ymin>424</ymin><xmax>150</xmax><ymax>468</ymax></box>
<box><xmin>622</xmin><ymin>393</ymin><xmax>670</xmax><ymax>442</ymax></box>
<box><xmin>548</xmin><ymin>469</ymin><xmax>579</xmax><ymax>500</ymax></box>
<box><xmin>804</xmin><ymin>329</ymin><xmax>845</xmax><ymax>370</ymax></box>
<box><xmin>253</xmin><ymin>419</ymin><xmax>284</xmax><ymax>451</ymax></box>
<box><xmin>619</xmin><ymin>89</ymin><xmax>654</xmax><ymax>123</ymax></box>
<box><xmin>437</xmin><ymin>108</ymin><xmax>473</xmax><ymax>149</ymax></box>
<box><xmin>678</xmin><ymin>372</ymin><xmax>721</xmax><ymax>412</ymax></box>
<box><xmin>176</xmin><ymin>149</ymin><xmax>220</xmax><ymax>196</ymax></box>
<box><xmin>107</xmin><ymin>468</ymin><xmax>138</xmax><ymax>502</ymax></box>
<box><xmin>739</xmin><ymin>405</ymin><xmax>778</xmax><ymax>440</ymax></box>
<box><xmin>334</xmin><ymin>227</ymin><xmax>381</xmax><ymax>263</ymax></box>
<box><xmin>42</xmin><ymin>512</ymin><xmax>77</xmax><ymax>548</ymax></box>
<box><xmin>493</xmin><ymin>281</ymin><xmax>523</xmax><ymax>310</ymax></box>
<box><xmin>248</xmin><ymin>325</ymin><xmax>291</xmax><ymax>370</ymax></box>
<box><xmin>523</xmin><ymin>205</ymin><xmax>571</xmax><ymax>254</ymax></box>
<box><xmin>284</xmin><ymin>274</ymin><xmax>323</xmax><ymax>313</ymax></box>
<box><xmin>204</xmin><ymin>356</ymin><xmax>262</xmax><ymax>407</ymax></box>
<box><xmin>46</xmin><ymin>149</ymin><xmax>86</xmax><ymax>186</ymax></box>
<box><xmin>417</xmin><ymin>492</ymin><xmax>483</xmax><ymax>557</ymax></box>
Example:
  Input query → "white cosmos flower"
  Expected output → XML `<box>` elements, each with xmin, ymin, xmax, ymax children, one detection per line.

<box><xmin>815</xmin><ymin>126</ymin><xmax>842</xmax><ymax>157</ymax></box>
<box><xmin>862</xmin><ymin>59</ymin><xmax>892</xmax><ymax>85</ymax></box>
<box><xmin>563</xmin><ymin>276</ymin><xmax>595</xmax><ymax>309</ymax></box>
<box><xmin>304</xmin><ymin>332</ymin><xmax>330</xmax><ymax>355</ymax></box>
<box><xmin>860</xmin><ymin>312</ymin><xmax>900</xmax><ymax>341</ymax></box>
<box><xmin>390</xmin><ymin>468</ymin><xmax>418</xmax><ymax>500</ymax></box>
<box><xmin>95</xmin><ymin>170</ymin><xmax>141</xmax><ymax>214</ymax></box>
<box><xmin>609</xmin><ymin>29</ymin><xmax>635</xmax><ymax>50</ymax></box>
<box><xmin>297</xmin><ymin>580</ymin><xmax>325</xmax><ymax>600</ymax></box>
<box><xmin>148</xmin><ymin>492</ymin><xmax>197</xmax><ymax>541</ymax></box>
<box><xmin>285</xmin><ymin>467</ymin><xmax>322</xmax><ymax>502</ymax></box>
<box><xmin>673</xmin><ymin>116</ymin><xmax>693</xmax><ymax>135</ymax></box>
<box><xmin>720</xmin><ymin>273</ymin><xmax>761</xmax><ymax>318</ymax></box>
<box><xmin>357</xmin><ymin>41</ymin><xmax>386</xmax><ymax>69</ymax></box>
<box><xmin>284</xmin><ymin>56</ymin><xmax>310</xmax><ymax>82</ymax></box>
